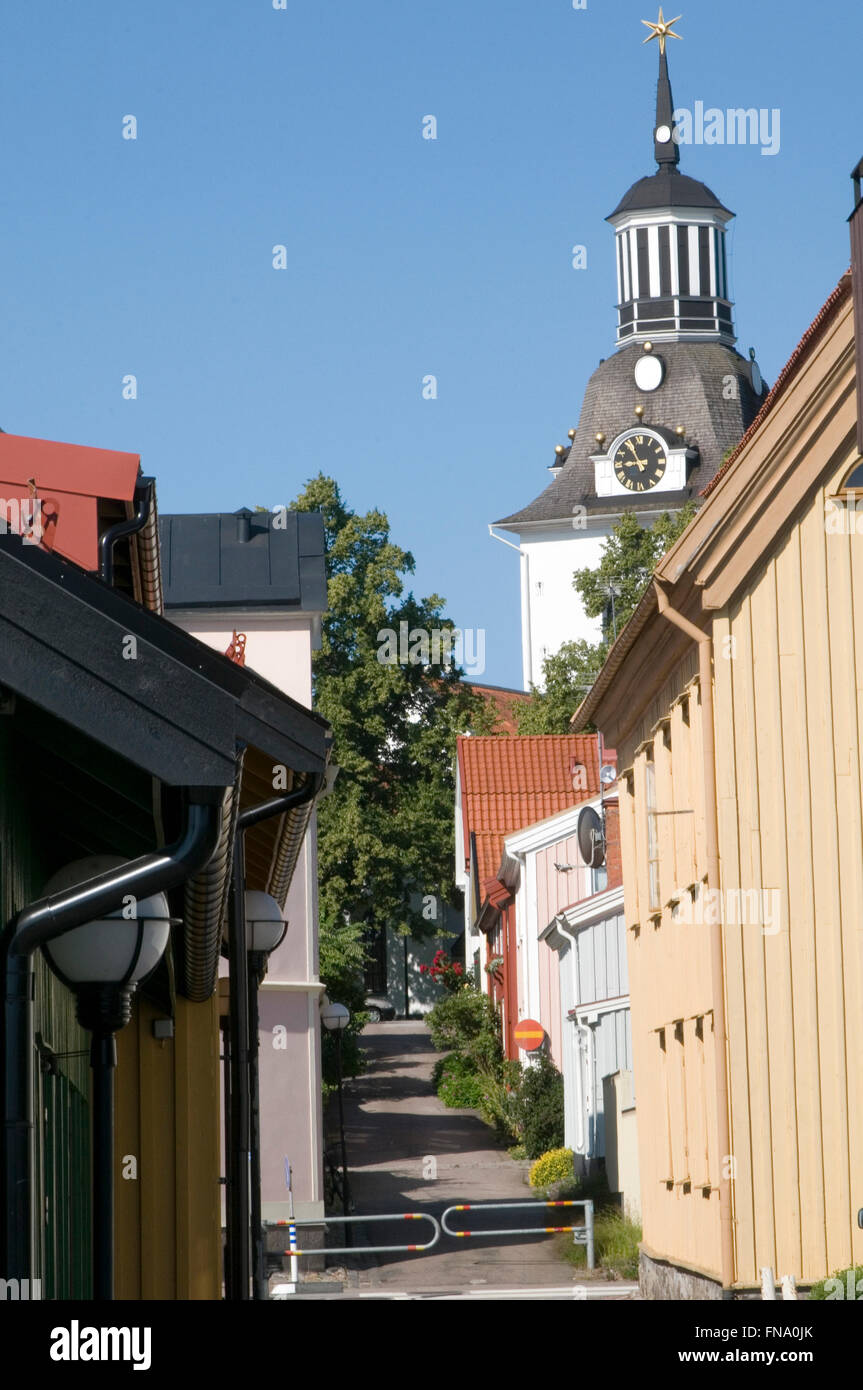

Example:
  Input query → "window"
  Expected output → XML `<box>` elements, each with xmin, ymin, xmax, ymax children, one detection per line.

<box><xmin>645</xmin><ymin>751</ymin><xmax>660</xmax><ymax>911</ymax></box>
<box><xmin>841</xmin><ymin>462</ymin><xmax>863</xmax><ymax>492</ymax></box>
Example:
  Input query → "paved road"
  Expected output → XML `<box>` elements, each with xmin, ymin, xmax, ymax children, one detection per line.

<box><xmin>322</xmin><ymin>1020</ymin><xmax>631</xmax><ymax>1297</ymax></box>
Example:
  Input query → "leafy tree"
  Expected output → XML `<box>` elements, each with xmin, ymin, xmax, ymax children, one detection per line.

<box><xmin>515</xmin><ymin>640</ymin><xmax>604</xmax><ymax>734</ymax></box>
<box><xmin>290</xmin><ymin>475</ymin><xmax>491</xmax><ymax>1015</ymax></box>
<box><xmin>574</xmin><ymin>505</ymin><xmax>696</xmax><ymax>635</ymax></box>
<box><xmin>516</xmin><ymin>505</ymin><xmax>696</xmax><ymax>734</ymax></box>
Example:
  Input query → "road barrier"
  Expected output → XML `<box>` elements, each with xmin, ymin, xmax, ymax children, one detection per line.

<box><xmin>265</xmin><ymin>1211</ymin><xmax>441</xmax><ymax>1257</ymax></box>
<box><xmin>441</xmin><ymin>1200</ymin><xmax>595</xmax><ymax>1270</ymax></box>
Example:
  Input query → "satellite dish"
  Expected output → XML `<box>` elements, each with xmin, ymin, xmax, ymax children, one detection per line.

<box><xmin>600</xmin><ymin>763</ymin><xmax>617</xmax><ymax>786</ymax></box>
<box><xmin>577</xmin><ymin>807</ymin><xmax>605</xmax><ymax>869</ymax></box>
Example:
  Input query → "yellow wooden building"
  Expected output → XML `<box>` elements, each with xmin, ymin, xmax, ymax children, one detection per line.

<box><xmin>575</xmin><ymin>271</ymin><xmax>863</xmax><ymax>1296</ymax></box>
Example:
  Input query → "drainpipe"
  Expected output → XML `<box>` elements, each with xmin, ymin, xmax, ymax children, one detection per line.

<box><xmin>227</xmin><ymin>772</ymin><xmax>324</xmax><ymax>1302</ymax></box>
<box><xmin>0</xmin><ymin>787</ymin><xmax>223</xmax><ymax>1294</ymax></box>
<box><xmin>98</xmin><ymin>477</ymin><xmax>154</xmax><ymax>587</ymax></box>
<box><xmin>654</xmin><ymin>581</ymin><xmax>734</xmax><ymax>1296</ymax></box>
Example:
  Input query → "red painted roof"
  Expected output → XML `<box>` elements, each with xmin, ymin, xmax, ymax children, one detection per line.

<box><xmin>457</xmin><ymin>735</ymin><xmax>603</xmax><ymax>886</ymax></box>
<box><xmin>0</xmin><ymin>432</ymin><xmax>141</xmax><ymax>571</ymax></box>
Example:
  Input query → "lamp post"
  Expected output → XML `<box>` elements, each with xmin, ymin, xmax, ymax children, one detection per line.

<box><xmin>321</xmin><ymin>1002</ymin><xmax>351</xmax><ymax>1226</ymax></box>
<box><xmin>39</xmin><ymin>856</ymin><xmax>176</xmax><ymax>1302</ymax></box>
<box><xmin>244</xmin><ymin>890</ymin><xmax>288</xmax><ymax>1302</ymax></box>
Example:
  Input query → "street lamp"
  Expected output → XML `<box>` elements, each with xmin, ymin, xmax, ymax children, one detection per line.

<box><xmin>243</xmin><ymin>890</ymin><xmax>288</xmax><ymax>1300</ymax></box>
<box><xmin>40</xmin><ymin>855</ymin><xmax>176</xmax><ymax>1301</ymax></box>
<box><xmin>321</xmin><ymin>1002</ymin><xmax>351</xmax><ymax>1227</ymax></box>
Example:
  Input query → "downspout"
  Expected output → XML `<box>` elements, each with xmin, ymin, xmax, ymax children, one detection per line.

<box><xmin>0</xmin><ymin>787</ymin><xmax>224</xmax><ymax>1291</ymax></box>
<box><xmin>653</xmin><ymin>580</ymin><xmax>734</xmax><ymax>1296</ymax></box>
<box><xmin>227</xmin><ymin>771</ymin><xmax>325</xmax><ymax>1301</ymax></box>
<box><xmin>98</xmin><ymin>476</ymin><xmax>154</xmax><ymax>587</ymax></box>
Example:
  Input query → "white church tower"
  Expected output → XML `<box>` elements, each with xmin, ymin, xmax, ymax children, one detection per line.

<box><xmin>491</xmin><ymin>10</ymin><xmax>766</xmax><ymax>691</ymax></box>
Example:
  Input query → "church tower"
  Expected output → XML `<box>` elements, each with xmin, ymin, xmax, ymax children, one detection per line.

<box><xmin>492</xmin><ymin>11</ymin><xmax>767</xmax><ymax>691</ymax></box>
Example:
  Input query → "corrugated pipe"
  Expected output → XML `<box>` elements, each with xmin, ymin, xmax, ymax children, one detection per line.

<box><xmin>135</xmin><ymin>482</ymin><xmax>164</xmax><ymax>616</ymax></box>
<box><xmin>653</xmin><ymin>580</ymin><xmax>735</xmax><ymax>1295</ymax></box>
<box><xmin>181</xmin><ymin>751</ymin><xmax>244</xmax><ymax>1002</ymax></box>
<box><xmin>267</xmin><ymin>796</ymin><xmax>318</xmax><ymax>908</ymax></box>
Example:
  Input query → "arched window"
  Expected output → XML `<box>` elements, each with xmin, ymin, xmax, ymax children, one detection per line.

<box><xmin>841</xmin><ymin>462</ymin><xmax>863</xmax><ymax>492</ymax></box>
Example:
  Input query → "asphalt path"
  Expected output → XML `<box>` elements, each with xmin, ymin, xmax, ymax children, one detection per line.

<box><xmin>325</xmin><ymin>1020</ymin><xmax>631</xmax><ymax>1297</ymax></box>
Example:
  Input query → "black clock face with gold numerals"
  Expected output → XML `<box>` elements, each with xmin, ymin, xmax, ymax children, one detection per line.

<box><xmin>613</xmin><ymin>432</ymin><xmax>667</xmax><ymax>492</ymax></box>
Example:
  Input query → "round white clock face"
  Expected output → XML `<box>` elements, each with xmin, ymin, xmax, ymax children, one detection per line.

<box><xmin>655</xmin><ymin>124</ymin><xmax>672</xmax><ymax>144</ymax></box>
<box><xmin>634</xmin><ymin>354</ymin><xmax>665</xmax><ymax>392</ymax></box>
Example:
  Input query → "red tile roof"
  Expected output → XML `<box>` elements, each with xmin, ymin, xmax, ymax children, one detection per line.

<box><xmin>457</xmin><ymin>735</ymin><xmax>603</xmax><ymax>886</ymax></box>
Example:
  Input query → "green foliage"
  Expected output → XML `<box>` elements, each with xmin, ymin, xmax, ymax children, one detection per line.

<box><xmin>291</xmin><ymin>475</ymin><xmax>491</xmax><ymax>1081</ymax></box>
<box><xmin>426</xmin><ymin>988</ymin><xmax>500</xmax><ymax>1055</ymax></box>
<box><xmin>475</xmin><ymin>1058</ymin><xmax>522</xmax><ymax>1140</ymax></box>
<box><xmin>515</xmin><ymin>641</ymin><xmax>605</xmax><ymax>735</ymax></box>
<box><xmin>435</xmin><ymin>1054</ymin><xmax>487</xmax><ymax>1109</ymax></box>
<box><xmin>529</xmin><ymin>1147</ymin><xmax>575</xmax><ymax>1188</ymax></box>
<box><xmin>515</xmin><ymin>507</ymin><xmax>697</xmax><ymax>734</ymax></box>
<box><xmin>560</xmin><ymin>1209</ymin><xmax>642</xmax><ymax>1280</ymax></box>
<box><xmin>516</xmin><ymin>1052</ymin><xmax>565</xmax><ymax>1158</ymax></box>
<box><xmin>292</xmin><ymin>474</ymin><xmax>488</xmax><ymax>948</ymax></box>
<box><xmin>809</xmin><ymin>1266</ymin><xmax>863</xmax><ymax>1300</ymax></box>
<box><xmin>574</xmin><ymin>505</ymin><xmax>696</xmax><ymax>637</ymax></box>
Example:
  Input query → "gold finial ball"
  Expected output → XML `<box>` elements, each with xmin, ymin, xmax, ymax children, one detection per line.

<box><xmin>643</xmin><ymin>341</ymin><xmax>654</xmax><ymax>353</ymax></box>
<box><xmin>634</xmin><ymin>405</ymin><xmax>645</xmax><ymax>418</ymax></box>
<box><xmin>595</xmin><ymin>431</ymin><xmax>606</xmax><ymax>445</ymax></box>
<box><xmin>675</xmin><ymin>425</ymin><xmax>686</xmax><ymax>436</ymax></box>
<box><xmin>568</xmin><ymin>428</ymin><xmax>576</xmax><ymax>440</ymax></box>
<box><xmin>554</xmin><ymin>444</ymin><xmax>565</xmax><ymax>456</ymax></box>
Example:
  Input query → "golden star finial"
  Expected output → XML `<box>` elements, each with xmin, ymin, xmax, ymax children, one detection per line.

<box><xmin>641</xmin><ymin>8</ymin><xmax>683</xmax><ymax>55</ymax></box>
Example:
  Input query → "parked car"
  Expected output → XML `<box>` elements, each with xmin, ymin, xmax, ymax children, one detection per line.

<box><xmin>364</xmin><ymin>995</ymin><xmax>396</xmax><ymax>1022</ymax></box>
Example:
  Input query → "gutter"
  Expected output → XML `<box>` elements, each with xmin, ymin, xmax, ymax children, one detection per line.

<box><xmin>0</xmin><ymin>787</ymin><xmax>223</xmax><ymax>1293</ymax></box>
<box><xmin>653</xmin><ymin>581</ymin><xmax>735</xmax><ymax>1296</ymax></box>
<box><xmin>98</xmin><ymin>476</ymin><xmax>154</xmax><ymax>587</ymax></box>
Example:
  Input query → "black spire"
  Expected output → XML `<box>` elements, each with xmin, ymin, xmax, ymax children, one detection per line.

<box><xmin>654</xmin><ymin>47</ymin><xmax>680</xmax><ymax>168</ymax></box>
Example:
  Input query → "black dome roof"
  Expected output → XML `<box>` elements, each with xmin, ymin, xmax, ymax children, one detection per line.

<box><xmin>608</xmin><ymin>167</ymin><xmax>732</xmax><ymax>220</ymax></box>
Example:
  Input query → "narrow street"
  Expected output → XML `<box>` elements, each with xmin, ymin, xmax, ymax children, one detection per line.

<box><xmin>319</xmin><ymin>1021</ymin><xmax>630</xmax><ymax>1298</ymax></box>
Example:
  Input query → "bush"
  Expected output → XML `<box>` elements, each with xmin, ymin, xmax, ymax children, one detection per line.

<box><xmin>426</xmin><ymin>989</ymin><xmax>500</xmax><ymax>1055</ymax></box>
<box><xmin>810</xmin><ymin>1266</ymin><xmax>863</xmax><ymax>1300</ymax></box>
<box><xmin>529</xmin><ymin>1147</ymin><xmax>575</xmax><ymax>1188</ymax></box>
<box><xmin>437</xmin><ymin>1055</ymin><xmax>487</xmax><ymax>1109</ymax></box>
<box><xmin>592</xmin><ymin>1210</ymin><xmax>642</xmax><ymax>1279</ymax></box>
<box><xmin>516</xmin><ymin>1052</ymin><xmax>565</xmax><ymax>1159</ymax></box>
<box><xmin>476</xmin><ymin>1058</ymin><xmax>522</xmax><ymax>1142</ymax></box>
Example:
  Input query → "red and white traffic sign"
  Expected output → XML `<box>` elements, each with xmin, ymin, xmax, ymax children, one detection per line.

<box><xmin>514</xmin><ymin>1018</ymin><xmax>545</xmax><ymax>1051</ymax></box>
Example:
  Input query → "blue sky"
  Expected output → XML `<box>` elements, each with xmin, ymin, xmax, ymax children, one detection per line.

<box><xmin>2</xmin><ymin>1</ymin><xmax>861</xmax><ymax>688</ymax></box>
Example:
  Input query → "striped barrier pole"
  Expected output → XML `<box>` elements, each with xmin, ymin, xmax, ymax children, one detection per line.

<box><xmin>440</xmin><ymin>1200</ymin><xmax>595</xmax><ymax>1270</ymax></box>
<box><xmin>264</xmin><ymin>1211</ymin><xmax>441</xmax><ymax>1258</ymax></box>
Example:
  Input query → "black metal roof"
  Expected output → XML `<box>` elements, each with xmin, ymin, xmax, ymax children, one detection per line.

<box><xmin>608</xmin><ymin>168</ymin><xmax>731</xmax><ymax>219</ymax></box>
<box><xmin>159</xmin><ymin>508</ymin><xmax>327</xmax><ymax>612</ymax></box>
<box><xmin>0</xmin><ymin>532</ymin><xmax>329</xmax><ymax>786</ymax></box>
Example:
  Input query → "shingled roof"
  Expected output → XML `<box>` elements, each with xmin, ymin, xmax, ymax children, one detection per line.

<box><xmin>494</xmin><ymin>341</ymin><xmax>765</xmax><ymax>528</ymax></box>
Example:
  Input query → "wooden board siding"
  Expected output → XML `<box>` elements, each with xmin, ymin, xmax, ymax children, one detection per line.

<box><xmin>618</xmin><ymin>676</ymin><xmax>722</xmax><ymax>1284</ymax></box>
<box><xmin>710</xmin><ymin>447</ymin><xmax>863</xmax><ymax>1287</ymax></box>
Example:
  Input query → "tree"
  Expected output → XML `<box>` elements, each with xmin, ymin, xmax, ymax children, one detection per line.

<box><xmin>516</xmin><ymin>505</ymin><xmax>696</xmax><ymax>734</ymax></box>
<box><xmin>515</xmin><ymin>640</ymin><xmax>604</xmax><ymax>734</ymax></box>
<box><xmin>574</xmin><ymin>505</ymin><xmax>696</xmax><ymax>636</ymax></box>
<box><xmin>290</xmin><ymin>475</ymin><xmax>492</xmax><ymax>1001</ymax></box>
